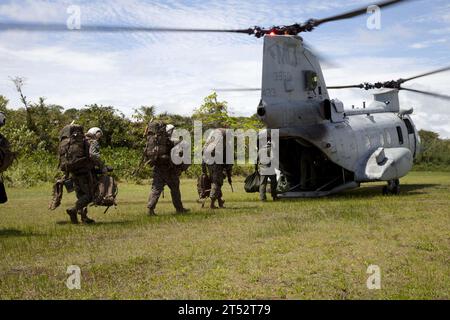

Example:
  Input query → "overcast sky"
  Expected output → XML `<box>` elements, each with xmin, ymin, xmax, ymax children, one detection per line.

<box><xmin>0</xmin><ymin>0</ymin><xmax>449</xmax><ymax>137</ymax></box>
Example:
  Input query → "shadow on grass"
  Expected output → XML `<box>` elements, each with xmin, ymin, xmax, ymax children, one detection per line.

<box><xmin>278</xmin><ymin>184</ymin><xmax>439</xmax><ymax>202</ymax></box>
<box><xmin>55</xmin><ymin>220</ymin><xmax>135</xmax><ymax>227</ymax></box>
<box><xmin>0</xmin><ymin>229</ymin><xmax>43</xmax><ymax>238</ymax></box>
<box><xmin>344</xmin><ymin>184</ymin><xmax>439</xmax><ymax>198</ymax></box>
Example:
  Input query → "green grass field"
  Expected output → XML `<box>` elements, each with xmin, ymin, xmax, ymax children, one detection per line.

<box><xmin>0</xmin><ymin>171</ymin><xmax>449</xmax><ymax>300</ymax></box>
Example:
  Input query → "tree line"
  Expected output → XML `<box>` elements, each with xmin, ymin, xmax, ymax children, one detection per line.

<box><xmin>0</xmin><ymin>89</ymin><xmax>449</xmax><ymax>187</ymax></box>
<box><xmin>0</xmin><ymin>91</ymin><xmax>262</xmax><ymax>187</ymax></box>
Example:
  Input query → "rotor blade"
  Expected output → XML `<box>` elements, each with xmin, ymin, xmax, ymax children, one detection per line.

<box><xmin>313</xmin><ymin>0</ymin><xmax>408</xmax><ymax>27</ymax></box>
<box><xmin>400</xmin><ymin>66</ymin><xmax>450</xmax><ymax>83</ymax></box>
<box><xmin>214</xmin><ymin>88</ymin><xmax>260</xmax><ymax>92</ymax></box>
<box><xmin>0</xmin><ymin>22</ymin><xmax>252</xmax><ymax>34</ymax></box>
<box><xmin>327</xmin><ymin>84</ymin><xmax>364</xmax><ymax>89</ymax></box>
<box><xmin>303</xmin><ymin>41</ymin><xmax>340</xmax><ymax>68</ymax></box>
<box><xmin>218</xmin><ymin>85</ymin><xmax>369</xmax><ymax>91</ymax></box>
<box><xmin>401</xmin><ymin>87</ymin><xmax>450</xmax><ymax>101</ymax></box>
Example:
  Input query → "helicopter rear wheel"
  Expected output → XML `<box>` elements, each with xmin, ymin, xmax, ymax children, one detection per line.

<box><xmin>383</xmin><ymin>179</ymin><xmax>400</xmax><ymax>196</ymax></box>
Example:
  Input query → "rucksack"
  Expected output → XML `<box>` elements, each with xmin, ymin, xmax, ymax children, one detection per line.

<box><xmin>0</xmin><ymin>133</ymin><xmax>16</xmax><ymax>173</ymax></box>
<box><xmin>143</xmin><ymin>121</ymin><xmax>173</xmax><ymax>167</ymax></box>
<box><xmin>93</xmin><ymin>175</ymin><xmax>118</xmax><ymax>208</ymax></box>
<box><xmin>58</xmin><ymin>125</ymin><xmax>92</xmax><ymax>173</ymax></box>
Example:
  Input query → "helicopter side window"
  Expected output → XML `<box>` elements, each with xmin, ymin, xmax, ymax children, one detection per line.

<box><xmin>304</xmin><ymin>71</ymin><xmax>318</xmax><ymax>91</ymax></box>
<box><xmin>396</xmin><ymin>126</ymin><xmax>404</xmax><ymax>145</ymax></box>
<box><xmin>403</xmin><ymin>118</ymin><xmax>415</xmax><ymax>134</ymax></box>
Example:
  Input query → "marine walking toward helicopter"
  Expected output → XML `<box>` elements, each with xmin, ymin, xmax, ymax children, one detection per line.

<box><xmin>144</xmin><ymin>121</ymin><xmax>189</xmax><ymax>216</ymax></box>
<box><xmin>202</xmin><ymin>129</ymin><xmax>233</xmax><ymax>209</ymax></box>
<box><xmin>50</xmin><ymin>125</ymin><xmax>117</xmax><ymax>224</ymax></box>
<box><xmin>0</xmin><ymin>112</ymin><xmax>16</xmax><ymax>204</ymax></box>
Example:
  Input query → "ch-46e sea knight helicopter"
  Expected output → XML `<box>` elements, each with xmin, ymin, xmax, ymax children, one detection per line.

<box><xmin>1</xmin><ymin>0</ymin><xmax>450</xmax><ymax>197</ymax></box>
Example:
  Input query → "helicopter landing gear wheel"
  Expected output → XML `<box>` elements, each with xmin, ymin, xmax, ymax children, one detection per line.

<box><xmin>383</xmin><ymin>179</ymin><xmax>400</xmax><ymax>196</ymax></box>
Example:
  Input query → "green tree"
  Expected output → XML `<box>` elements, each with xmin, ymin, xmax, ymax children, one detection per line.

<box><xmin>193</xmin><ymin>92</ymin><xmax>233</xmax><ymax>129</ymax></box>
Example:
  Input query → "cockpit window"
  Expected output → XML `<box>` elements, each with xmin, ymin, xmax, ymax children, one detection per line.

<box><xmin>396</xmin><ymin>126</ymin><xmax>404</xmax><ymax>145</ymax></box>
<box><xmin>304</xmin><ymin>71</ymin><xmax>318</xmax><ymax>91</ymax></box>
<box><xmin>403</xmin><ymin>118</ymin><xmax>415</xmax><ymax>134</ymax></box>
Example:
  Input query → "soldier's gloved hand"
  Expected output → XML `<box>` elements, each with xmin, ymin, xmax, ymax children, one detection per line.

<box><xmin>101</xmin><ymin>167</ymin><xmax>109</xmax><ymax>174</ymax></box>
<box><xmin>106</xmin><ymin>166</ymin><xmax>114</xmax><ymax>172</ymax></box>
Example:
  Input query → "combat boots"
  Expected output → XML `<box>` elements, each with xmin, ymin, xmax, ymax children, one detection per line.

<box><xmin>147</xmin><ymin>208</ymin><xmax>157</xmax><ymax>216</ymax></box>
<box><xmin>66</xmin><ymin>208</ymin><xmax>79</xmax><ymax>224</ymax></box>
<box><xmin>210</xmin><ymin>199</ymin><xmax>218</xmax><ymax>209</ymax></box>
<box><xmin>80</xmin><ymin>208</ymin><xmax>95</xmax><ymax>224</ymax></box>
<box><xmin>218</xmin><ymin>198</ymin><xmax>225</xmax><ymax>208</ymax></box>
<box><xmin>176</xmin><ymin>208</ymin><xmax>190</xmax><ymax>214</ymax></box>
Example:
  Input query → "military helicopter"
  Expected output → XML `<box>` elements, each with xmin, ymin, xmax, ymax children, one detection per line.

<box><xmin>1</xmin><ymin>0</ymin><xmax>450</xmax><ymax>197</ymax></box>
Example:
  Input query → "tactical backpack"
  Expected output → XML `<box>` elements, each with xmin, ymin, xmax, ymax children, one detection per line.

<box><xmin>0</xmin><ymin>133</ymin><xmax>16</xmax><ymax>173</ymax></box>
<box><xmin>93</xmin><ymin>175</ymin><xmax>118</xmax><ymax>209</ymax></box>
<box><xmin>143</xmin><ymin>121</ymin><xmax>173</xmax><ymax>167</ymax></box>
<box><xmin>58</xmin><ymin>125</ymin><xmax>91</xmax><ymax>173</ymax></box>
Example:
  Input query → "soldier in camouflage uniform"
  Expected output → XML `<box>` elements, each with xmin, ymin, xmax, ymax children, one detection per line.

<box><xmin>66</xmin><ymin>127</ymin><xmax>106</xmax><ymax>224</ymax></box>
<box><xmin>207</xmin><ymin>163</ymin><xmax>233</xmax><ymax>209</ymax></box>
<box><xmin>258</xmin><ymin>140</ymin><xmax>278</xmax><ymax>201</ymax></box>
<box><xmin>203</xmin><ymin>129</ymin><xmax>233</xmax><ymax>209</ymax></box>
<box><xmin>0</xmin><ymin>112</ymin><xmax>17</xmax><ymax>204</ymax></box>
<box><xmin>147</xmin><ymin>123</ymin><xmax>189</xmax><ymax>216</ymax></box>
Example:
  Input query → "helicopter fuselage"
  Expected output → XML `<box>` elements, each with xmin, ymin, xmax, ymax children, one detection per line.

<box><xmin>258</xmin><ymin>35</ymin><xmax>420</xmax><ymax>197</ymax></box>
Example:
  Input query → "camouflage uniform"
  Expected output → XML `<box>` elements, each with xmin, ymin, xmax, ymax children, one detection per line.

<box><xmin>201</xmin><ymin>128</ymin><xmax>233</xmax><ymax>209</ymax></box>
<box><xmin>87</xmin><ymin>138</ymin><xmax>104</xmax><ymax>169</ymax></box>
<box><xmin>145</xmin><ymin>122</ymin><xmax>188</xmax><ymax>216</ymax></box>
<box><xmin>147</xmin><ymin>163</ymin><xmax>185</xmax><ymax>214</ymax></box>
<box><xmin>207</xmin><ymin>163</ymin><xmax>232</xmax><ymax>209</ymax></box>
<box><xmin>67</xmin><ymin>137</ymin><xmax>104</xmax><ymax>224</ymax></box>
<box><xmin>0</xmin><ymin>113</ymin><xmax>14</xmax><ymax>204</ymax></box>
<box><xmin>258</xmin><ymin>142</ymin><xmax>278</xmax><ymax>201</ymax></box>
